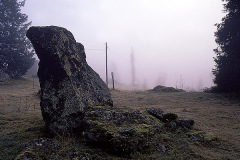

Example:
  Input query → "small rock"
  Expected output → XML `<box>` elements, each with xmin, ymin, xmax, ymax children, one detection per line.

<box><xmin>156</xmin><ymin>143</ymin><xmax>169</xmax><ymax>153</ymax></box>
<box><xmin>147</xmin><ymin>108</ymin><xmax>164</xmax><ymax>120</ymax></box>
<box><xmin>164</xmin><ymin>120</ymin><xmax>178</xmax><ymax>131</ymax></box>
<box><xmin>178</xmin><ymin>119</ymin><xmax>194</xmax><ymax>129</ymax></box>
<box><xmin>162</xmin><ymin>113</ymin><xmax>178</xmax><ymax>123</ymax></box>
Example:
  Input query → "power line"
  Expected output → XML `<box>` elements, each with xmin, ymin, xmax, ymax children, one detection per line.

<box><xmin>108</xmin><ymin>49</ymin><xmax>131</xmax><ymax>62</ymax></box>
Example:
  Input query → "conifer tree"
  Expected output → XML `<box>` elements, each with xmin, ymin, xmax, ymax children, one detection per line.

<box><xmin>0</xmin><ymin>0</ymin><xmax>34</xmax><ymax>78</ymax></box>
<box><xmin>213</xmin><ymin>0</ymin><xmax>240</xmax><ymax>92</ymax></box>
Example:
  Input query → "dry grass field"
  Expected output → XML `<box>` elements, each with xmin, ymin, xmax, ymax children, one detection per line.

<box><xmin>112</xmin><ymin>90</ymin><xmax>240</xmax><ymax>159</ymax></box>
<box><xmin>0</xmin><ymin>77</ymin><xmax>240</xmax><ymax>159</ymax></box>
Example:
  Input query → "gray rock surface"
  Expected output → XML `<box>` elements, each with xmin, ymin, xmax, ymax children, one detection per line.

<box><xmin>147</xmin><ymin>108</ymin><xmax>194</xmax><ymax>131</ymax></box>
<box><xmin>147</xmin><ymin>108</ymin><xmax>164</xmax><ymax>120</ymax></box>
<box><xmin>26</xmin><ymin>26</ymin><xmax>113</xmax><ymax>135</ymax></box>
<box><xmin>82</xmin><ymin>106</ymin><xmax>161</xmax><ymax>155</ymax></box>
<box><xmin>178</xmin><ymin>119</ymin><xmax>194</xmax><ymax>129</ymax></box>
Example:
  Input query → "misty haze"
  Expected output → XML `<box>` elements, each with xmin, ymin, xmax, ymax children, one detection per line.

<box><xmin>22</xmin><ymin>0</ymin><xmax>224</xmax><ymax>91</ymax></box>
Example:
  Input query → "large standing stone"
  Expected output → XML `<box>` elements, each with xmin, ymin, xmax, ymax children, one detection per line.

<box><xmin>26</xmin><ymin>26</ymin><xmax>113</xmax><ymax>135</ymax></box>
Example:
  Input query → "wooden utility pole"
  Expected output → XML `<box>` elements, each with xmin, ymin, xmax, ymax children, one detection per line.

<box><xmin>106</xmin><ymin>42</ymin><xmax>108</xmax><ymax>87</ymax></box>
<box><xmin>111</xmin><ymin>72</ymin><xmax>115</xmax><ymax>90</ymax></box>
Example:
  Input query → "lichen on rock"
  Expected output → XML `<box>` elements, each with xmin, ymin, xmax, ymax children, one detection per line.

<box><xmin>26</xmin><ymin>26</ymin><xmax>113</xmax><ymax>135</ymax></box>
<box><xmin>82</xmin><ymin>106</ymin><xmax>162</xmax><ymax>155</ymax></box>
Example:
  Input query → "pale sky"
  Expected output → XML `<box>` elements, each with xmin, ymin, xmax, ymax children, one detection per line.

<box><xmin>22</xmin><ymin>0</ymin><xmax>225</xmax><ymax>90</ymax></box>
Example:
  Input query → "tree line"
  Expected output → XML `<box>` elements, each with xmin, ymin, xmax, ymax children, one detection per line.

<box><xmin>213</xmin><ymin>0</ymin><xmax>240</xmax><ymax>93</ymax></box>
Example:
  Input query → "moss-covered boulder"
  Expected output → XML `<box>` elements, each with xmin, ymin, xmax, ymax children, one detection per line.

<box><xmin>80</xmin><ymin>107</ymin><xmax>194</xmax><ymax>155</ymax></box>
<box><xmin>26</xmin><ymin>26</ymin><xmax>113</xmax><ymax>135</ymax></box>
<box><xmin>82</xmin><ymin>106</ymin><xmax>163</xmax><ymax>155</ymax></box>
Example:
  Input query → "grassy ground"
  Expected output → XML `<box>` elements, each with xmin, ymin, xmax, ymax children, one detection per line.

<box><xmin>112</xmin><ymin>90</ymin><xmax>240</xmax><ymax>159</ymax></box>
<box><xmin>0</xmin><ymin>78</ymin><xmax>239</xmax><ymax>159</ymax></box>
<box><xmin>0</xmin><ymin>77</ymin><xmax>43</xmax><ymax>159</ymax></box>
